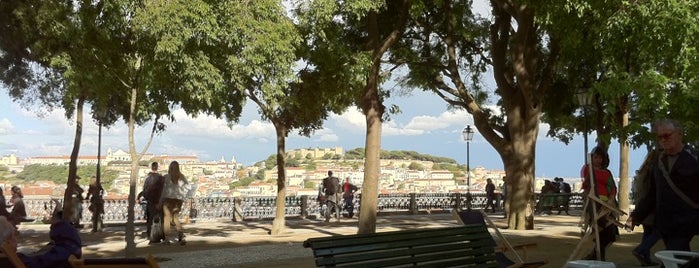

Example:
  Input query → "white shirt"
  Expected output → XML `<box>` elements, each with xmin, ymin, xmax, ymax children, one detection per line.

<box><xmin>161</xmin><ymin>174</ymin><xmax>189</xmax><ymax>201</ymax></box>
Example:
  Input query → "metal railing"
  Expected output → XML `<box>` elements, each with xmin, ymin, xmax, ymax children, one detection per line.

<box><xmin>20</xmin><ymin>192</ymin><xmax>585</xmax><ymax>224</ymax></box>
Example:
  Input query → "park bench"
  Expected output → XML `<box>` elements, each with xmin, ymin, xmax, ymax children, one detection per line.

<box><xmin>68</xmin><ymin>254</ymin><xmax>159</xmax><ymax>268</ymax></box>
<box><xmin>303</xmin><ymin>224</ymin><xmax>499</xmax><ymax>267</ymax></box>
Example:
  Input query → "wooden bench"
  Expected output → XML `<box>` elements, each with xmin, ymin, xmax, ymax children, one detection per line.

<box><xmin>303</xmin><ymin>225</ymin><xmax>499</xmax><ymax>267</ymax></box>
<box><xmin>68</xmin><ymin>254</ymin><xmax>159</xmax><ymax>268</ymax></box>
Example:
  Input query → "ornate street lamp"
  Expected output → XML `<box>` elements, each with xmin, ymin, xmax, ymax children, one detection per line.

<box><xmin>576</xmin><ymin>90</ymin><xmax>593</xmax><ymax>165</ymax></box>
<box><xmin>462</xmin><ymin>125</ymin><xmax>474</xmax><ymax>210</ymax></box>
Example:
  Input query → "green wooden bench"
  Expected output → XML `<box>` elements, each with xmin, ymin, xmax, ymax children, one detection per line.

<box><xmin>303</xmin><ymin>224</ymin><xmax>499</xmax><ymax>267</ymax></box>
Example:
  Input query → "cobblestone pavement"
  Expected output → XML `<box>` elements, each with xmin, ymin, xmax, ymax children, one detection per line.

<box><xmin>14</xmin><ymin>212</ymin><xmax>698</xmax><ymax>267</ymax></box>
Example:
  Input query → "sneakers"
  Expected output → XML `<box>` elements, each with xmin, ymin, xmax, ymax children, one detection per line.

<box><xmin>632</xmin><ymin>250</ymin><xmax>659</xmax><ymax>267</ymax></box>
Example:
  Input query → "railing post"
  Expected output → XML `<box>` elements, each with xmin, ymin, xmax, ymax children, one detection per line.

<box><xmin>300</xmin><ymin>195</ymin><xmax>308</xmax><ymax>219</ymax></box>
<box><xmin>409</xmin><ymin>193</ymin><xmax>418</xmax><ymax>215</ymax></box>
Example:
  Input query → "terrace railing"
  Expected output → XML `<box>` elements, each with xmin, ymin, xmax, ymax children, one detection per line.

<box><xmin>20</xmin><ymin>192</ymin><xmax>585</xmax><ymax>224</ymax></box>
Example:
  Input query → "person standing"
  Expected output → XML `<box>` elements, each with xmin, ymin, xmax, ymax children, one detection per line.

<box><xmin>8</xmin><ymin>186</ymin><xmax>26</xmax><ymax>228</ymax></box>
<box><xmin>627</xmin><ymin>119</ymin><xmax>699</xmax><ymax>252</ymax></box>
<box><xmin>160</xmin><ymin>161</ymin><xmax>188</xmax><ymax>245</ymax></box>
<box><xmin>70</xmin><ymin>176</ymin><xmax>85</xmax><ymax>228</ymax></box>
<box><xmin>321</xmin><ymin>171</ymin><xmax>341</xmax><ymax>222</ymax></box>
<box><xmin>0</xmin><ymin>187</ymin><xmax>10</xmax><ymax>219</ymax></box>
<box><xmin>484</xmin><ymin>179</ymin><xmax>496</xmax><ymax>213</ymax></box>
<box><xmin>137</xmin><ymin>162</ymin><xmax>164</xmax><ymax>241</ymax></box>
<box><xmin>627</xmin><ymin>151</ymin><xmax>661</xmax><ymax>266</ymax></box>
<box><xmin>581</xmin><ymin>146</ymin><xmax>619</xmax><ymax>261</ymax></box>
<box><xmin>342</xmin><ymin>177</ymin><xmax>358</xmax><ymax>218</ymax></box>
<box><xmin>85</xmin><ymin>176</ymin><xmax>104</xmax><ymax>233</ymax></box>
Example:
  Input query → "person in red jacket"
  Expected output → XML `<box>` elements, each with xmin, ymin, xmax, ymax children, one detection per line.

<box><xmin>580</xmin><ymin>145</ymin><xmax>619</xmax><ymax>261</ymax></box>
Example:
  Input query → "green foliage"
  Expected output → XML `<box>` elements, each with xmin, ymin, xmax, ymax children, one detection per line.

<box><xmin>407</xmin><ymin>162</ymin><xmax>424</xmax><ymax>171</ymax></box>
<box><xmin>304</xmin><ymin>180</ymin><xmax>316</xmax><ymax>189</ymax></box>
<box><xmin>542</xmin><ymin>0</ymin><xmax>699</xmax><ymax>148</ymax></box>
<box><xmin>230</xmin><ymin>176</ymin><xmax>256</xmax><ymax>188</ymax></box>
<box><xmin>14</xmin><ymin>164</ymin><xmax>119</xmax><ymax>189</ymax></box>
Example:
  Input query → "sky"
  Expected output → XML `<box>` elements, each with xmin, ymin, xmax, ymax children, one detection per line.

<box><xmin>0</xmin><ymin>86</ymin><xmax>648</xmax><ymax>178</ymax></box>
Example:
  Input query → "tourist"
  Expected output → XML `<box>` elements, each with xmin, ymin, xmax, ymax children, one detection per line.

<box><xmin>580</xmin><ymin>145</ymin><xmax>619</xmax><ymax>261</ymax></box>
<box><xmin>484</xmin><ymin>178</ymin><xmax>496</xmax><ymax>213</ymax></box>
<box><xmin>160</xmin><ymin>161</ymin><xmax>188</xmax><ymax>245</ymax></box>
<box><xmin>19</xmin><ymin>211</ymin><xmax>82</xmax><ymax>268</ymax></box>
<box><xmin>321</xmin><ymin>171</ymin><xmax>341</xmax><ymax>222</ymax></box>
<box><xmin>85</xmin><ymin>176</ymin><xmax>104</xmax><ymax>232</ymax></box>
<box><xmin>342</xmin><ymin>177</ymin><xmax>358</xmax><ymax>218</ymax></box>
<box><xmin>8</xmin><ymin>186</ymin><xmax>27</xmax><ymax>228</ymax></box>
<box><xmin>70</xmin><ymin>176</ymin><xmax>84</xmax><ymax>228</ymax></box>
<box><xmin>138</xmin><ymin>162</ymin><xmax>164</xmax><ymax>242</ymax></box>
<box><xmin>627</xmin><ymin>119</ymin><xmax>699</xmax><ymax>251</ymax></box>
<box><xmin>0</xmin><ymin>187</ymin><xmax>10</xmax><ymax>219</ymax></box>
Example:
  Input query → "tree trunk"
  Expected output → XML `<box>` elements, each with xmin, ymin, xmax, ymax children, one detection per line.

<box><xmin>358</xmin><ymin>99</ymin><xmax>382</xmax><ymax>234</ymax></box>
<box><xmin>502</xmin><ymin>131</ymin><xmax>538</xmax><ymax>230</ymax></box>
<box><xmin>125</xmin><ymin>86</ymin><xmax>138</xmax><ymax>257</ymax></box>
<box><xmin>63</xmin><ymin>95</ymin><xmax>85</xmax><ymax>223</ymax></box>
<box><xmin>617</xmin><ymin>110</ymin><xmax>630</xmax><ymax>220</ymax></box>
<box><xmin>270</xmin><ymin>124</ymin><xmax>287</xmax><ymax>235</ymax></box>
<box><xmin>357</xmin><ymin>9</ymin><xmax>386</xmax><ymax>235</ymax></box>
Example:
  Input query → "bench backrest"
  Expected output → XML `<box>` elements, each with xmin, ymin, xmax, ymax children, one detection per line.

<box><xmin>303</xmin><ymin>224</ymin><xmax>498</xmax><ymax>267</ymax></box>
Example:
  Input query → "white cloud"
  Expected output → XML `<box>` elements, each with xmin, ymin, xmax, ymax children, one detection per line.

<box><xmin>331</xmin><ymin>107</ymin><xmax>366</xmax><ymax>131</ymax></box>
<box><xmin>0</xmin><ymin>118</ymin><xmax>14</xmax><ymax>135</ymax></box>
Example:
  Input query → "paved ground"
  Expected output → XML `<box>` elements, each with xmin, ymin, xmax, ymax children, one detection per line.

<box><xmin>14</xmin><ymin>211</ymin><xmax>699</xmax><ymax>267</ymax></box>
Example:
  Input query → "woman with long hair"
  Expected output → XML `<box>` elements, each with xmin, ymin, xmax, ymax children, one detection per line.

<box><xmin>160</xmin><ymin>161</ymin><xmax>188</xmax><ymax>245</ymax></box>
<box><xmin>8</xmin><ymin>186</ymin><xmax>27</xmax><ymax>228</ymax></box>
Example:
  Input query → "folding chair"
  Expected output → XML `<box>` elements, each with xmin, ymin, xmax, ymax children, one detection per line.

<box><xmin>452</xmin><ymin>209</ymin><xmax>547</xmax><ymax>268</ymax></box>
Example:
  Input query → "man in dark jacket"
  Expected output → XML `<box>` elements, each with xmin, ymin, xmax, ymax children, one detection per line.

<box><xmin>138</xmin><ymin>162</ymin><xmax>164</xmax><ymax>241</ymax></box>
<box><xmin>627</xmin><ymin>119</ymin><xmax>699</xmax><ymax>251</ymax></box>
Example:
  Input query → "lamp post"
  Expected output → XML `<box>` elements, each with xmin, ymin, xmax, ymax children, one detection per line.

<box><xmin>462</xmin><ymin>125</ymin><xmax>474</xmax><ymax>210</ymax></box>
<box><xmin>576</xmin><ymin>90</ymin><xmax>593</xmax><ymax>165</ymax></box>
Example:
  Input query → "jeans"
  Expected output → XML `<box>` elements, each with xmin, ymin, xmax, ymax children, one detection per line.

<box><xmin>344</xmin><ymin>196</ymin><xmax>354</xmax><ymax>217</ymax></box>
<box><xmin>634</xmin><ymin>225</ymin><xmax>660</xmax><ymax>258</ymax></box>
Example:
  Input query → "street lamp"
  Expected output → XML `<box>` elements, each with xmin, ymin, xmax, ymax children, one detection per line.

<box><xmin>576</xmin><ymin>89</ymin><xmax>593</xmax><ymax>165</ymax></box>
<box><xmin>462</xmin><ymin>125</ymin><xmax>474</xmax><ymax>210</ymax></box>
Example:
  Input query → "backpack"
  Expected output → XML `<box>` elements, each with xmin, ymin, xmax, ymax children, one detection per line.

<box><xmin>323</xmin><ymin>177</ymin><xmax>340</xmax><ymax>195</ymax></box>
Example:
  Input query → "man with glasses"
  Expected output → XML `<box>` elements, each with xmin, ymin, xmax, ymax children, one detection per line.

<box><xmin>627</xmin><ymin>119</ymin><xmax>699</xmax><ymax>252</ymax></box>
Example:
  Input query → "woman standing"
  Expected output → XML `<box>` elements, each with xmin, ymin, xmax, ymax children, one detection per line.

<box><xmin>160</xmin><ymin>161</ymin><xmax>188</xmax><ymax>245</ymax></box>
<box><xmin>580</xmin><ymin>146</ymin><xmax>619</xmax><ymax>261</ymax></box>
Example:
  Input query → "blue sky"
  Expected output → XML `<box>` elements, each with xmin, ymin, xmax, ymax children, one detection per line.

<box><xmin>0</xmin><ymin>87</ymin><xmax>648</xmax><ymax>178</ymax></box>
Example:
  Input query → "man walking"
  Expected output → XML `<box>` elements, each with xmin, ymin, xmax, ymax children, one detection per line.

<box><xmin>627</xmin><ymin>119</ymin><xmax>699</xmax><ymax>251</ymax></box>
<box><xmin>321</xmin><ymin>171</ymin><xmax>341</xmax><ymax>222</ymax></box>
<box><xmin>138</xmin><ymin>162</ymin><xmax>164</xmax><ymax>243</ymax></box>
<box><xmin>342</xmin><ymin>177</ymin><xmax>358</xmax><ymax>218</ymax></box>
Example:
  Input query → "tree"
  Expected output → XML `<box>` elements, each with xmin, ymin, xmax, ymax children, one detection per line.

<box><xmin>296</xmin><ymin>0</ymin><xmax>412</xmax><ymax>234</ymax></box>
<box><xmin>1</xmin><ymin>0</ymin><xmax>249</xmax><ymax>255</ymax></box>
<box><xmin>392</xmin><ymin>1</ymin><xmax>553</xmax><ymax>229</ymax></box>
<box><xmin>542</xmin><ymin>0</ymin><xmax>699</xmax><ymax>218</ymax></box>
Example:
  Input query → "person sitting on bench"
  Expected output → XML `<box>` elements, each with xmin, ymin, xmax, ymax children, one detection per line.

<box><xmin>18</xmin><ymin>211</ymin><xmax>82</xmax><ymax>268</ymax></box>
